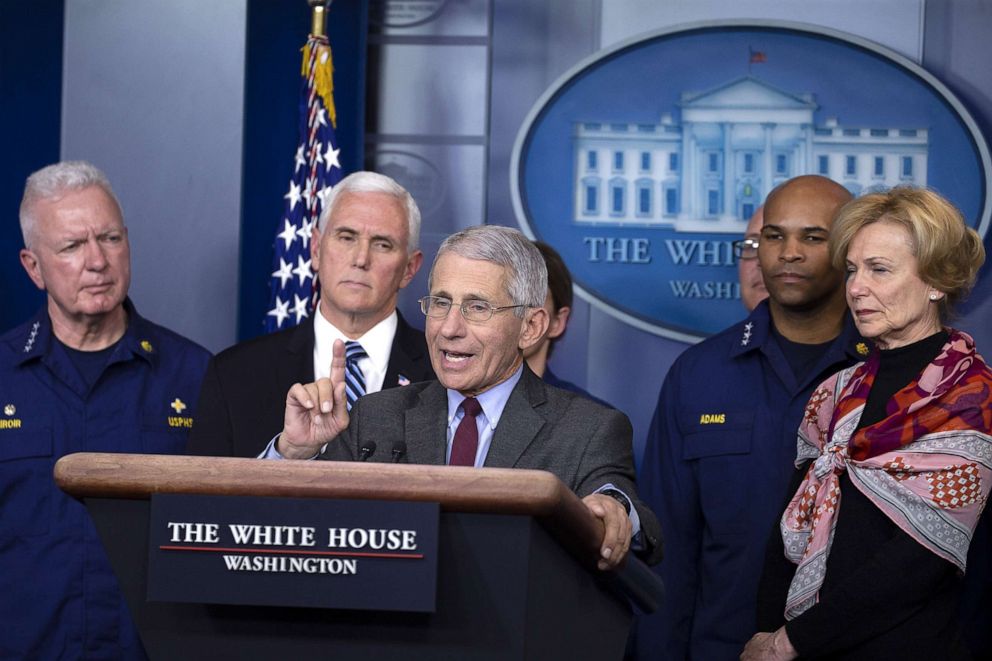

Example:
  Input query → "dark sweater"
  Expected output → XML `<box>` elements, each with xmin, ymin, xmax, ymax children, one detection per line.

<box><xmin>757</xmin><ymin>331</ymin><xmax>971</xmax><ymax>659</ymax></box>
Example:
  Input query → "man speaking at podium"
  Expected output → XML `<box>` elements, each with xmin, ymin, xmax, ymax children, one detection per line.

<box><xmin>269</xmin><ymin>225</ymin><xmax>662</xmax><ymax>569</ymax></box>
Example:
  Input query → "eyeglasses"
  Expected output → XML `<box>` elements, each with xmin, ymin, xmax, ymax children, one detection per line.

<box><xmin>732</xmin><ymin>238</ymin><xmax>760</xmax><ymax>260</ymax></box>
<box><xmin>419</xmin><ymin>296</ymin><xmax>527</xmax><ymax>322</ymax></box>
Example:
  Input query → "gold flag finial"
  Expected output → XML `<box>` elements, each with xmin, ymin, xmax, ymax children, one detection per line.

<box><xmin>302</xmin><ymin>0</ymin><xmax>337</xmax><ymax>128</ymax></box>
<box><xmin>308</xmin><ymin>0</ymin><xmax>330</xmax><ymax>37</ymax></box>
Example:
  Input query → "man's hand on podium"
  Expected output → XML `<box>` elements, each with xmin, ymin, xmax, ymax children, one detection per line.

<box><xmin>278</xmin><ymin>339</ymin><xmax>350</xmax><ymax>459</ymax></box>
<box><xmin>582</xmin><ymin>493</ymin><xmax>632</xmax><ymax>571</ymax></box>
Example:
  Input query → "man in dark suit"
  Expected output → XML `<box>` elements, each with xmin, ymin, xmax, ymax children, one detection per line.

<box><xmin>274</xmin><ymin>225</ymin><xmax>662</xmax><ymax>569</ymax></box>
<box><xmin>187</xmin><ymin>171</ymin><xmax>434</xmax><ymax>458</ymax></box>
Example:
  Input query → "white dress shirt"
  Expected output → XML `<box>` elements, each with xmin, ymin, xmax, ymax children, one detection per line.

<box><xmin>312</xmin><ymin>307</ymin><xmax>398</xmax><ymax>394</ymax></box>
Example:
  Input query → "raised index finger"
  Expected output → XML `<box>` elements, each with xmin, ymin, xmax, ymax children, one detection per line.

<box><xmin>330</xmin><ymin>338</ymin><xmax>347</xmax><ymax>386</ymax></box>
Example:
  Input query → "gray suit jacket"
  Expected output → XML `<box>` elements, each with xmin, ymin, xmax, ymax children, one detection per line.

<box><xmin>320</xmin><ymin>366</ymin><xmax>662</xmax><ymax>564</ymax></box>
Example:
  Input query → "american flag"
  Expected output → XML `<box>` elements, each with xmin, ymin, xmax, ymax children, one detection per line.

<box><xmin>265</xmin><ymin>33</ymin><xmax>343</xmax><ymax>332</ymax></box>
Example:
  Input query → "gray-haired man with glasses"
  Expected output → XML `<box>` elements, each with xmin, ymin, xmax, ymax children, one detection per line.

<box><xmin>734</xmin><ymin>205</ymin><xmax>768</xmax><ymax>312</ymax></box>
<box><xmin>273</xmin><ymin>224</ymin><xmax>662</xmax><ymax>570</ymax></box>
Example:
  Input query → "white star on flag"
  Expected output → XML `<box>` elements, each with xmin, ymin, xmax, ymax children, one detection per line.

<box><xmin>271</xmin><ymin>258</ymin><xmax>293</xmax><ymax>288</ymax></box>
<box><xmin>302</xmin><ymin>176</ymin><xmax>316</xmax><ymax>208</ymax></box>
<box><xmin>323</xmin><ymin>144</ymin><xmax>340</xmax><ymax>171</ymax></box>
<box><xmin>267</xmin><ymin>297</ymin><xmax>290</xmax><ymax>328</ymax></box>
<box><xmin>316</xmin><ymin>185</ymin><xmax>333</xmax><ymax>208</ymax></box>
<box><xmin>292</xmin><ymin>255</ymin><xmax>313</xmax><ymax>286</ymax></box>
<box><xmin>284</xmin><ymin>181</ymin><xmax>302</xmax><ymax>212</ymax></box>
<box><xmin>291</xmin><ymin>294</ymin><xmax>310</xmax><ymax>324</ymax></box>
<box><xmin>297</xmin><ymin>218</ymin><xmax>314</xmax><ymax>249</ymax></box>
<box><xmin>277</xmin><ymin>219</ymin><xmax>297</xmax><ymax>250</ymax></box>
<box><xmin>294</xmin><ymin>144</ymin><xmax>306</xmax><ymax>173</ymax></box>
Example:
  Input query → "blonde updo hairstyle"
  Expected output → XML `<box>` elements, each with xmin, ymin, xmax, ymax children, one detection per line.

<box><xmin>829</xmin><ymin>186</ymin><xmax>985</xmax><ymax>320</ymax></box>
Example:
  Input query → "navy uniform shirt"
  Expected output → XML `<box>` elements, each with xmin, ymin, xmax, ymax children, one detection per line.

<box><xmin>0</xmin><ymin>301</ymin><xmax>210</xmax><ymax>659</ymax></box>
<box><xmin>633</xmin><ymin>300</ymin><xmax>866</xmax><ymax>661</ymax></box>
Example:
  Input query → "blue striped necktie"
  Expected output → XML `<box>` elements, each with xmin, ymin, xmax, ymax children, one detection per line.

<box><xmin>343</xmin><ymin>341</ymin><xmax>367</xmax><ymax>411</ymax></box>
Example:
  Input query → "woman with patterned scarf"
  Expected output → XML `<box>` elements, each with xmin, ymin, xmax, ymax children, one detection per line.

<box><xmin>743</xmin><ymin>187</ymin><xmax>992</xmax><ymax>660</ymax></box>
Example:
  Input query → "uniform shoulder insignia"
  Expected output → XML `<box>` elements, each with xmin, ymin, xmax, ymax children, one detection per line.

<box><xmin>22</xmin><ymin>321</ymin><xmax>41</xmax><ymax>353</ymax></box>
<box><xmin>740</xmin><ymin>321</ymin><xmax>754</xmax><ymax>346</ymax></box>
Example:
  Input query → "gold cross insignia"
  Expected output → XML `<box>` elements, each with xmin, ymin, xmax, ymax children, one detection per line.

<box><xmin>170</xmin><ymin>398</ymin><xmax>187</xmax><ymax>414</ymax></box>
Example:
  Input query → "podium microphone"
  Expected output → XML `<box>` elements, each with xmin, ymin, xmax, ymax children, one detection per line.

<box><xmin>358</xmin><ymin>441</ymin><xmax>377</xmax><ymax>461</ymax></box>
<box><xmin>391</xmin><ymin>441</ymin><xmax>407</xmax><ymax>463</ymax></box>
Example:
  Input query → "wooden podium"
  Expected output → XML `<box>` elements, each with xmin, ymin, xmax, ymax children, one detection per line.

<box><xmin>56</xmin><ymin>453</ymin><xmax>663</xmax><ymax>660</ymax></box>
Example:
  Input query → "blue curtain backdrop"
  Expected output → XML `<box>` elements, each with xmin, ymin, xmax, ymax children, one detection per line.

<box><xmin>0</xmin><ymin>0</ymin><xmax>65</xmax><ymax>332</ymax></box>
<box><xmin>238</xmin><ymin>0</ymin><xmax>368</xmax><ymax>341</ymax></box>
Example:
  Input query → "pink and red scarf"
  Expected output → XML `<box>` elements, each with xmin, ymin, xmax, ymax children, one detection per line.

<box><xmin>781</xmin><ymin>329</ymin><xmax>992</xmax><ymax>619</ymax></box>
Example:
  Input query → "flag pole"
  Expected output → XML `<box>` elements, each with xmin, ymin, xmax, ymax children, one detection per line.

<box><xmin>308</xmin><ymin>0</ymin><xmax>330</xmax><ymax>37</ymax></box>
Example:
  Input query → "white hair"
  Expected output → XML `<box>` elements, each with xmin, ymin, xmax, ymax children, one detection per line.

<box><xmin>317</xmin><ymin>171</ymin><xmax>421</xmax><ymax>252</ymax></box>
<box><xmin>19</xmin><ymin>161</ymin><xmax>123</xmax><ymax>248</ymax></box>
<box><xmin>431</xmin><ymin>225</ymin><xmax>547</xmax><ymax>316</ymax></box>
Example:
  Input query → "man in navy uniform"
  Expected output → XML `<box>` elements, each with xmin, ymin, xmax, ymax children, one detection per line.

<box><xmin>187</xmin><ymin>171</ymin><xmax>434</xmax><ymax>458</ymax></box>
<box><xmin>634</xmin><ymin>175</ymin><xmax>866</xmax><ymax>660</ymax></box>
<box><xmin>0</xmin><ymin>161</ymin><xmax>210</xmax><ymax>658</ymax></box>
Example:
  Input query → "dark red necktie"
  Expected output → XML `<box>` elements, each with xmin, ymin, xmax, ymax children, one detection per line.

<box><xmin>449</xmin><ymin>397</ymin><xmax>482</xmax><ymax>466</ymax></box>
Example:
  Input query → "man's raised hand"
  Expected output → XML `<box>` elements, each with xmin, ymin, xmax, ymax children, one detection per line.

<box><xmin>277</xmin><ymin>339</ymin><xmax>350</xmax><ymax>459</ymax></box>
